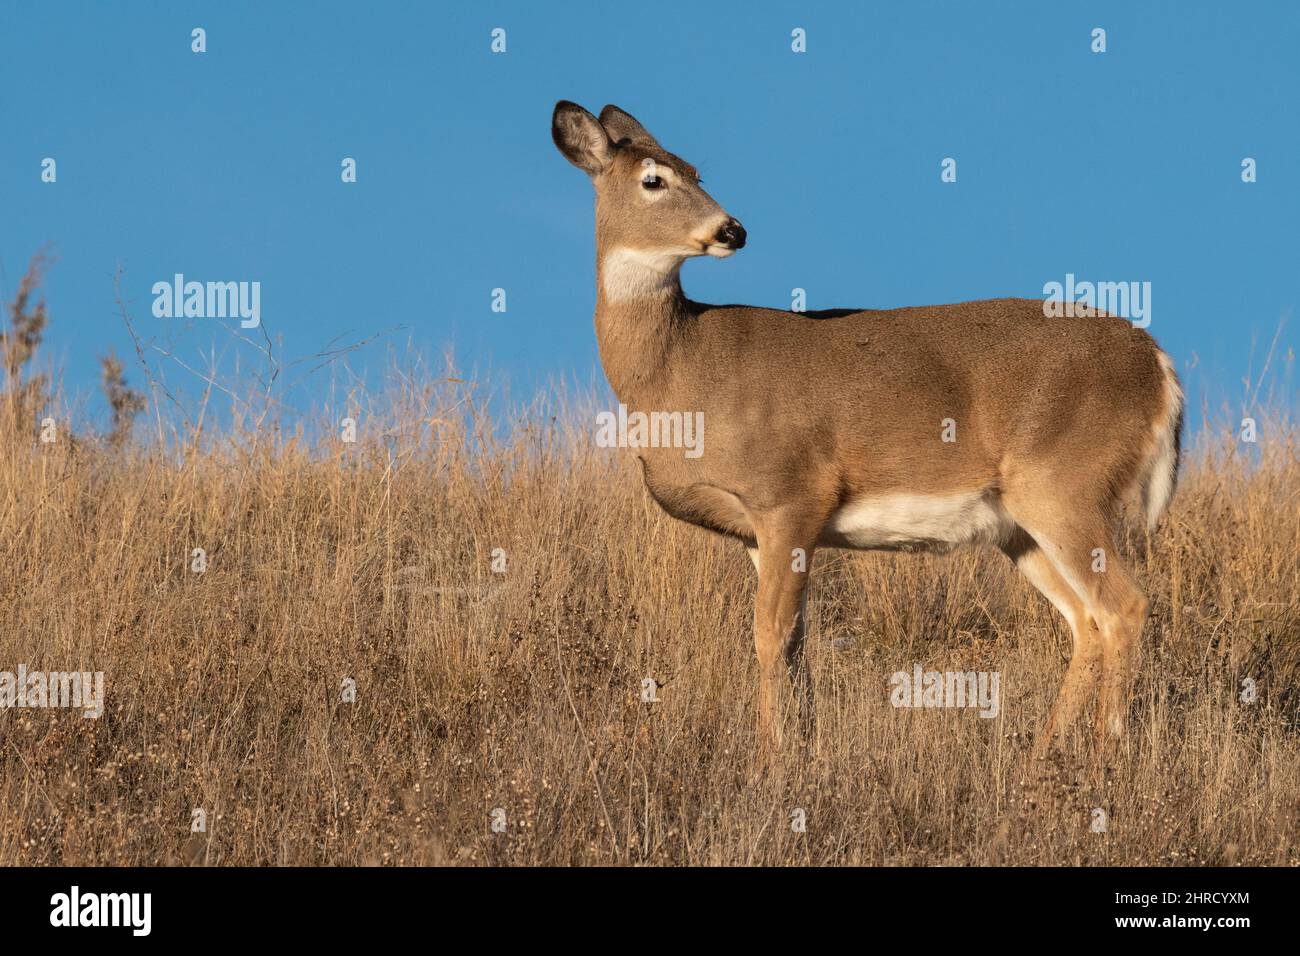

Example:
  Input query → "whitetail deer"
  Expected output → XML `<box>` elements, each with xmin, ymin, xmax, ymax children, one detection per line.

<box><xmin>552</xmin><ymin>100</ymin><xmax>1184</xmax><ymax>758</ymax></box>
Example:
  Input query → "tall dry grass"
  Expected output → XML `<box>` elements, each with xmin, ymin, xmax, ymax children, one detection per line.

<box><xmin>0</xmin><ymin>264</ymin><xmax>1296</xmax><ymax>866</ymax></box>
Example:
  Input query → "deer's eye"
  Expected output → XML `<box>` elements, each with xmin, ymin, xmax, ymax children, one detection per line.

<box><xmin>641</xmin><ymin>175</ymin><xmax>665</xmax><ymax>190</ymax></box>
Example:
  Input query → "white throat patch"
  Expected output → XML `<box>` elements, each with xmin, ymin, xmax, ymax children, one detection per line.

<box><xmin>601</xmin><ymin>248</ymin><xmax>685</xmax><ymax>302</ymax></box>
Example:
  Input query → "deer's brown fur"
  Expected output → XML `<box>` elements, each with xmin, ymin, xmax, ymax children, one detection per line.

<box><xmin>554</xmin><ymin>101</ymin><xmax>1184</xmax><ymax>759</ymax></box>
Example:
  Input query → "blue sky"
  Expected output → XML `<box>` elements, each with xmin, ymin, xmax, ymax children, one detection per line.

<box><xmin>2</xmin><ymin>1</ymin><xmax>1296</xmax><ymax>429</ymax></box>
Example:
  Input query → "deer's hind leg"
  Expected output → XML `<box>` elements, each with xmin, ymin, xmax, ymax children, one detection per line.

<box><xmin>1001</xmin><ymin>528</ymin><xmax>1102</xmax><ymax>755</ymax></box>
<box><xmin>1003</xmin><ymin>496</ymin><xmax>1150</xmax><ymax>752</ymax></box>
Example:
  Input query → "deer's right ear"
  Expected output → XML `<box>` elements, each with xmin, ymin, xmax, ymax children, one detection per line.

<box><xmin>552</xmin><ymin>101</ymin><xmax>615</xmax><ymax>176</ymax></box>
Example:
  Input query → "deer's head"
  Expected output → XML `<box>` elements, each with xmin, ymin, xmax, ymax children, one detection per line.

<box><xmin>552</xmin><ymin>101</ymin><xmax>746</xmax><ymax>273</ymax></box>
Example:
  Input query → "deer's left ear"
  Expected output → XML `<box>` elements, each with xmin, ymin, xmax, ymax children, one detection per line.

<box><xmin>553</xmin><ymin>101</ymin><xmax>616</xmax><ymax>176</ymax></box>
<box><xmin>599</xmin><ymin>105</ymin><xmax>659</xmax><ymax>149</ymax></box>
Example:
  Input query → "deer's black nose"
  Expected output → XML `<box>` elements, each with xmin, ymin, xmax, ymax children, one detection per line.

<box><xmin>716</xmin><ymin>219</ymin><xmax>746</xmax><ymax>249</ymax></box>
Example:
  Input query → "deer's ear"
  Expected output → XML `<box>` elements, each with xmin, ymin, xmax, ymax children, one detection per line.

<box><xmin>553</xmin><ymin>101</ymin><xmax>615</xmax><ymax>175</ymax></box>
<box><xmin>598</xmin><ymin>104</ymin><xmax>659</xmax><ymax>148</ymax></box>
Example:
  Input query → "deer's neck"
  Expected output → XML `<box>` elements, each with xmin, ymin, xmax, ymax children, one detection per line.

<box><xmin>594</xmin><ymin>247</ymin><xmax>692</xmax><ymax>405</ymax></box>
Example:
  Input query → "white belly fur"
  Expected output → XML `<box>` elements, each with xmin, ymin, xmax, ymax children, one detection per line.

<box><xmin>823</xmin><ymin>490</ymin><xmax>1013</xmax><ymax>552</ymax></box>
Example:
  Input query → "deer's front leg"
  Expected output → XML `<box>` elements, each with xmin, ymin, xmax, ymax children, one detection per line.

<box><xmin>748</xmin><ymin>524</ymin><xmax>817</xmax><ymax>758</ymax></box>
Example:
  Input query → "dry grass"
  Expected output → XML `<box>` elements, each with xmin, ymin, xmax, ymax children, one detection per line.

<box><xmin>0</xmin><ymin>270</ymin><xmax>1296</xmax><ymax>867</ymax></box>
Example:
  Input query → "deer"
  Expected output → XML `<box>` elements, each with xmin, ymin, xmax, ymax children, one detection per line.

<box><xmin>551</xmin><ymin>100</ymin><xmax>1184</xmax><ymax>761</ymax></box>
